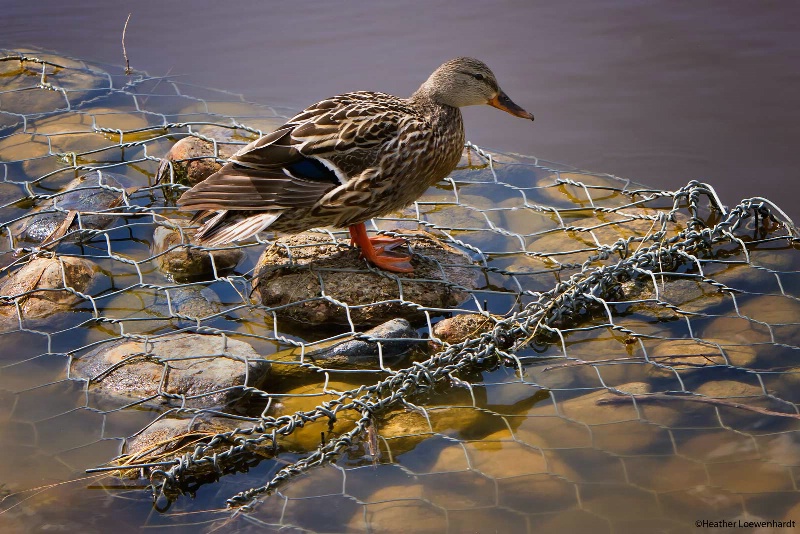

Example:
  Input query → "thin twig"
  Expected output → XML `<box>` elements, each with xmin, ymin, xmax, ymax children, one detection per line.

<box><xmin>597</xmin><ymin>392</ymin><xmax>800</xmax><ymax>420</ymax></box>
<box><xmin>122</xmin><ymin>13</ymin><xmax>132</xmax><ymax>75</ymax></box>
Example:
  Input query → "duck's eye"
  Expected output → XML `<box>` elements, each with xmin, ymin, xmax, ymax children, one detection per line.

<box><xmin>472</xmin><ymin>73</ymin><xmax>485</xmax><ymax>81</ymax></box>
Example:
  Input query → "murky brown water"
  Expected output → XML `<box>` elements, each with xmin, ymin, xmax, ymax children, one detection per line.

<box><xmin>2</xmin><ymin>0</ymin><xmax>799</xmax><ymax>222</ymax></box>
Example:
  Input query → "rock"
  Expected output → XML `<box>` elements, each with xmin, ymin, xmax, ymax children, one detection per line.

<box><xmin>537</xmin><ymin>382</ymin><xmax>683</xmax><ymax>454</ymax></box>
<box><xmin>25</xmin><ymin>105</ymin><xmax>150</xmax><ymax>144</ymax></box>
<box><xmin>545</xmin><ymin>382</ymin><xmax>680</xmax><ymax>455</ymax></box>
<box><xmin>533</xmin><ymin>171</ymin><xmax>645</xmax><ymax>209</ymax></box>
<box><xmin>264</xmin><ymin>318</ymin><xmax>421</xmax><ymax>387</ymax></box>
<box><xmin>4</xmin><ymin>105</ymin><xmax>150</xmax><ymax>180</ymax></box>
<box><xmin>442</xmin><ymin>505</ymin><xmax>530</xmax><ymax>533</ymax></box>
<box><xmin>749</xmin><ymin>248</ymin><xmax>796</xmax><ymax>271</ymax></box>
<box><xmin>125</xmin><ymin>416</ymin><xmax>240</xmax><ymax>460</ymax></box>
<box><xmin>266</xmin><ymin>380</ymin><xmax>363</xmax><ymax>453</ymax></box>
<box><xmin>348</xmin><ymin>484</ymin><xmax>447</xmax><ymax>534</ymax></box>
<box><xmin>151</xmin><ymin>218</ymin><xmax>244</xmax><ymax>282</ymax></box>
<box><xmin>701</xmin><ymin>315</ymin><xmax>773</xmax><ymax>345</ymax></box>
<box><xmin>157</xmin><ymin>126</ymin><xmax>253</xmax><ymax>186</ymax></box>
<box><xmin>374</xmin><ymin>405</ymin><xmax>492</xmax><ymax>459</ymax></box>
<box><xmin>71</xmin><ymin>333</ymin><xmax>270</xmax><ymax>410</ymax></box>
<box><xmin>525</xmin><ymin>213</ymin><xmax>678</xmax><ymax>268</ymax></box>
<box><xmin>751</xmin><ymin>433</ymin><xmax>800</xmax><ymax>466</ymax></box>
<box><xmin>705</xmin><ymin>262</ymin><xmax>786</xmax><ymax>297</ymax></box>
<box><xmin>0</xmin><ymin>255</ymin><xmax>96</xmax><ymax>320</ymax></box>
<box><xmin>579</xmin><ymin>486</ymin><xmax>662</xmax><ymax>527</ymax></box>
<box><xmin>430</xmin><ymin>313</ymin><xmax>499</xmax><ymax>347</ymax></box>
<box><xmin>177</xmin><ymin>101</ymin><xmax>287</xmax><ymax>130</ymax></box>
<box><xmin>736</xmin><ymin>295</ymin><xmax>800</xmax><ymax>346</ymax></box>
<box><xmin>648</xmin><ymin>338</ymin><xmax>757</xmax><ymax>369</ymax></box>
<box><xmin>624</xmin><ymin>455</ymin><xmax>709</xmax><ymax>493</ymax></box>
<box><xmin>459</xmin><ymin>429</ymin><xmax>555</xmax><ymax>478</ymax></box>
<box><xmin>252</xmin><ymin>231</ymin><xmax>479</xmax><ymax>326</ymax></box>
<box><xmin>610</xmin><ymin>316</ymin><xmax>676</xmax><ymax>339</ymax></box>
<box><xmin>622</xmin><ymin>276</ymin><xmax>728</xmax><ymax>314</ymax></box>
<box><xmin>0</xmin><ymin>49</ymin><xmax>110</xmax><ymax>117</ymax></box>
<box><xmin>416</xmin><ymin>202</ymin><xmax>492</xmax><ymax>231</ymax></box>
<box><xmin>120</xmin><ymin>416</ymin><xmax>285</xmax><ymax>482</ymax></box>
<box><xmin>695</xmin><ymin>380</ymin><xmax>764</xmax><ymax>398</ymax></box>
<box><xmin>531</xmin><ymin>510</ymin><xmax>612</xmax><ymax>534</ymax></box>
<box><xmin>525</xmin><ymin>326</ymin><xmax>671</xmax><ymax>391</ymax></box>
<box><xmin>496</xmin><ymin>474</ymin><xmax>581</xmax><ymax>517</ymax></box>
<box><xmin>97</xmin><ymin>285</ymin><xmax>223</xmax><ymax>335</ymax></box>
<box><xmin>305</xmin><ymin>318</ymin><xmax>419</xmax><ymax>368</ymax></box>
<box><xmin>310</xmin><ymin>318</ymin><xmax>418</xmax><ymax>364</ymax></box>
<box><xmin>349</xmin><ymin>430</ymin><xmax>580</xmax><ymax>532</ymax></box>
<box><xmin>10</xmin><ymin>171</ymin><xmax>128</xmax><ymax>245</ymax></box>
<box><xmin>165</xmin><ymin>285</ymin><xmax>223</xmax><ymax>319</ymax></box>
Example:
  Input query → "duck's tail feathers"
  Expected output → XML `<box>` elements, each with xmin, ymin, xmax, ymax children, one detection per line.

<box><xmin>194</xmin><ymin>211</ymin><xmax>281</xmax><ymax>247</ymax></box>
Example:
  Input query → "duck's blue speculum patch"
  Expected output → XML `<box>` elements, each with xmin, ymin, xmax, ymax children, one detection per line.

<box><xmin>285</xmin><ymin>157</ymin><xmax>340</xmax><ymax>184</ymax></box>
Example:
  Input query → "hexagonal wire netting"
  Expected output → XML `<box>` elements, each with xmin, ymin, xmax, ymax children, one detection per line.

<box><xmin>1</xmin><ymin>49</ymin><xmax>799</xmax><ymax>532</ymax></box>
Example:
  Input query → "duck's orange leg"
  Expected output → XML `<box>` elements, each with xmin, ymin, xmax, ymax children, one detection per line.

<box><xmin>348</xmin><ymin>223</ymin><xmax>413</xmax><ymax>273</ymax></box>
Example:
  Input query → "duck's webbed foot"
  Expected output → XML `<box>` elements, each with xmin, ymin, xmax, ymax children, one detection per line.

<box><xmin>348</xmin><ymin>223</ymin><xmax>413</xmax><ymax>273</ymax></box>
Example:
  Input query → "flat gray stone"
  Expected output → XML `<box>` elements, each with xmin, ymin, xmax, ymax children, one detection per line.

<box><xmin>72</xmin><ymin>333</ymin><xmax>270</xmax><ymax>409</ymax></box>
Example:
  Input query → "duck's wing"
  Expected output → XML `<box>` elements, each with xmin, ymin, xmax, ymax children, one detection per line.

<box><xmin>177</xmin><ymin>92</ymin><xmax>417</xmax><ymax>212</ymax></box>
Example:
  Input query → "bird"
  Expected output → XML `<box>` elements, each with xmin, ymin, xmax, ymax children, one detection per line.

<box><xmin>177</xmin><ymin>57</ymin><xmax>534</xmax><ymax>273</ymax></box>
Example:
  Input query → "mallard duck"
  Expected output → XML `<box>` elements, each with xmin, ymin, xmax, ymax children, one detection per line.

<box><xmin>177</xmin><ymin>57</ymin><xmax>533</xmax><ymax>273</ymax></box>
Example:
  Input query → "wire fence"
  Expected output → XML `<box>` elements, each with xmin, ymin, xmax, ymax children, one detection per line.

<box><xmin>1</xmin><ymin>48</ymin><xmax>799</xmax><ymax>532</ymax></box>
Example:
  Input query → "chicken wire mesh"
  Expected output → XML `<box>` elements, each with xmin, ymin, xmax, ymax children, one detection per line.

<box><xmin>1</xmin><ymin>49</ymin><xmax>799</xmax><ymax>533</ymax></box>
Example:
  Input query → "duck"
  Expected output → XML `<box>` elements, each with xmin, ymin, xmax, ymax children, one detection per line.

<box><xmin>177</xmin><ymin>57</ymin><xmax>533</xmax><ymax>273</ymax></box>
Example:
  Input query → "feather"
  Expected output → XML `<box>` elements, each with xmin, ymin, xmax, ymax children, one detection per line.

<box><xmin>195</xmin><ymin>211</ymin><xmax>281</xmax><ymax>246</ymax></box>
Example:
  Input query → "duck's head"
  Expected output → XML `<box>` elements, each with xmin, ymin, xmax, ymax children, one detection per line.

<box><xmin>417</xmin><ymin>57</ymin><xmax>534</xmax><ymax>120</ymax></box>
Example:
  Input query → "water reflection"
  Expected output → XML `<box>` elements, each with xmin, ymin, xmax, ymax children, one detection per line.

<box><xmin>0</xmin><ymin>48</ymin><xmax>798</xmax><ymax>532</ymax></box>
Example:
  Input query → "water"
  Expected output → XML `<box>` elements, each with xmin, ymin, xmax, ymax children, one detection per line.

<box><xmin>2</xmin><ymin>2</ymin><xmax>800</xmax><ymax>532</ymax></box>
<box><xmin>2</xmin><ymin>0</ymin><xmax>799</xmax><ymax>221</ymax></box>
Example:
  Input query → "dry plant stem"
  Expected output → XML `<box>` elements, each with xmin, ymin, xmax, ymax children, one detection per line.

<box><xmin>122</xmin><ymin>13</ymin><xmax>132</xmax><ymax>75</ymax></box>
<box><xmin>598</xmin><ymin>392</ymin><xmax>800</xmax><ymax>420</ymax></box>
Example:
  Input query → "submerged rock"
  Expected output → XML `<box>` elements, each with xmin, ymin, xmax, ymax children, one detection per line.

<box><xmin>10</xmin><ymin>171</ymin><xmax>127</xmax><ymax>245</ymax></box>
<box><xmin>621</xmin><ymin>276</ymin><xmax>727</xmax><ymax>315</ymax></box>
<box><xmin>151</xmin><ymin>218</ymin><xmax>244</xmax><ymax>282</ymax></box>
<box><xmin>164</xmin><ymin>285</ymin><xmax>223</xmax><ymax>319</ymax></box>
<box><xmin>157</xmin><ymin>126</ymin><xmax>253</xmax><ymax>186</ymax></box>
<box><xmin>265</xmin><ymin>318</ymin><xmax>421</xmax><ymax>387</ymax></box>
<box><xmin>120</xmin><ymin>416</ymin><xmax>279</xmax><ymax>482</ymax></box>
<box><xmin>125</xmin><ymin>416</ymin><xmax>242</xmax><ymax>460</ymax></box>
<box><xmin>71</xmin><ymin>333</ymin><xmax>270</xmax><ymax>410</ymax></box>
<box><xmin>0</xmin><ymin>49</ymin><xmax>111</xmax><ymax>117</ymax></box>
<box><xmin>252</xmin><ymin>231</ymin><xmax>479</xmax><ymax>326</ymax></box>
<box><xmin>648</xmin><ymin>338</ymin><xmax>756</xmax><ymax>369</ymax></box>
<box><xmin>0</xmin><ymin>255</ymin><xmax>96</xmax><ymax>320</ymax></box>
<box><xmin>364</xmin><ymin>404</ymin><xmax>491</xmax><ymax>463</ymax></box>
<box><xmin>98</xmin><ymin>284</ymin><xmax>224</xmax><ymax>335</ymax></box>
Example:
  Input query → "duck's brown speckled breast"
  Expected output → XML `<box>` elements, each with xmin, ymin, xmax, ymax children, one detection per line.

<box><xmin>371</xmin><ymin>103</ymin><xmax>464</xmax><ymax>215</ymax></box>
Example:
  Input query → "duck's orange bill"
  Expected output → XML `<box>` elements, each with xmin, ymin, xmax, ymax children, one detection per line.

<box><xmin>488</xmin><ymin>91</ymin><xmax>534</xmax><ymax>120</ymax></box>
